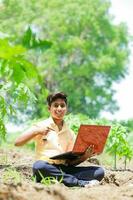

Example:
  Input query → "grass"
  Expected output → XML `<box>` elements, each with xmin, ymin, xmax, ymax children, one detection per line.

<box><xmin>2</xmin><ymin>167</ymin><xmax>22</xmax><ymax>184</ymax></box>
<box><xmin>34</xmin><ymin>169</ymin><xmax>64</xmax><ymax>186</ymax></box>
<box><xmin>0</xmin><ymin>153</ymin><xmax>8</xmax><ymax>165</ymax></box>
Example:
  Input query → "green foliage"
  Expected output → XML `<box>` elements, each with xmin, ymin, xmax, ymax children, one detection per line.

<box><xmin>0</xmin><ymin>0</ymin><xmax>130</xmax><ymax>118</ymax></box>
<box><xmin>2</xmin><ymin>167</ymin><xmax>22</xmax><ymax>184</ymax></box>
<box><xmin>0</xmin><ymin>39</ymin><xmax>36</xmax><ymax>139</ymax></box>
<box><xmin>40</xmin><ymin>176</ymin><xmax>61</xmax><ymax>186</ymax></box>
<box><xmin>106</xmin><ymin>124</ymin><xmax>133</xmax><ymax>169</ymax></box>
<box><xmin>120</xmin><ymin>118</ymin><xmax>133</xmax><ymax>133</ymax></box>
<box><xmin>0</xmin><ymin>39</ymin><xmax>25</xmax><ymax>59</ymax></box>
<box><xmin>13</xmin><ymin>83</ymin><xmax>37</xmax><ymax>105</ymax></box>
<box><xmin>65</xmin><ymin>113</ymin><xmax>91</xmax><ymax>133</ymax></box>
<box><xmin>34</xmin><ymin>170</ymin><xmax>63</xmax><ymax>186</ymax></box>
<box><xmin>0</xmin><ymin>119</ymin><xmax>6</xmax><ymax>140</ymax></box>
<box><xmin>37</xmin><ymin>0</ymin><xmax>129</xmax><ymax>117</ymax></box>
<box><xmin>0</xmin><ymin>31</ymin><xmax>51</xmax><ymax>140</ymax></box>
<box><xmin>0</xmin><ymin>38</ymin><xmax>38</xmax><ymax>84</ymax></box>
<box><xmin>22</xmin><ymin>27</ymin><xmax>52</xmax><ymax>50</ymax></box>
<box><xmin>0</xmin><ymin>1</ymin><xmax>132</xmax><ymax>169</ymax></box>
<box><xmin>65</xmin><ymin>113</ymin><xmax>110</xmax><ymax>134</ymax></box>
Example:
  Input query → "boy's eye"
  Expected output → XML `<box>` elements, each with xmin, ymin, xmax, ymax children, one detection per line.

<box><xmin>60</xmin><ymin>103</ymin><xmax>66</xmax><ymax>108</ymax></box>
<box><xmin>54</xmin><ymin>104</ymin><xmax>59</xmax><ymax>108</ymax></box>
<box><xmin>53</xmin><ymin>103</ymin><xmax>66</xmax><ymax>108</ymax></box>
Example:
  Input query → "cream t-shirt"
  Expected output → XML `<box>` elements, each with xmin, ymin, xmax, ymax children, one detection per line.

<box><xmin>33</xmin><ymin>117</ymin><xmax>76</xmax><ymax>164</ymax></box>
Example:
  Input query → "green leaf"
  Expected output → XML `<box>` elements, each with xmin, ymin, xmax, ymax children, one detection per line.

<box><xmin>0</xmin><ymin>119</ymin><xmax>6</xmax><ymax>141</ymax></box>
<box><xmin>22</xmin><ymin>27</ymin><xmax>52</xmax><ymax>50</ymax></box>
<box><xmin>0</xmin><ymin>39</ymin><xmax>26</xmax><ymax>59</ymax></box>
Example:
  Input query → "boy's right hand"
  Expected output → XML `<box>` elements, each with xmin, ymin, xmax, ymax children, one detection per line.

<box><xmin>34</xmin><ymin>127</ymin><xmax>54</xmax><ymax>137</ymax></box>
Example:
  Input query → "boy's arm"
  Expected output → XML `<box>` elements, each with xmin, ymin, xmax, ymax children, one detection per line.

<box><xmin>66</xmin><ymin>146</ymin><xmax>94</xmax><ymax>166</ymax></box>
<box><xmin>14</xmin><ymin>126</ymin><xmax>51</xmax><ymax>146</ymax></box>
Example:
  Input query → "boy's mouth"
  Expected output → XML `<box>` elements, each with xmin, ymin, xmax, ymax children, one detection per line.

<box><xmin>55</xmin><ymin>112</ymin><xmax>64</xmax><ymax>116</ymax></box>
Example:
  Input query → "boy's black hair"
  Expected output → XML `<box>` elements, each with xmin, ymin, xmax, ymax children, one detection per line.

<box><xmin>47</xmin><ymin>92</ymin><xmax>67</xmax><ymax>106</ymax></box>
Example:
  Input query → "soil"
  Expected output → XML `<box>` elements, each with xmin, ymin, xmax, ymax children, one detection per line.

<box><xmin>0</xmin><ymin>148</ymin><xmax>133</xmax><ymax>200</ymax></box>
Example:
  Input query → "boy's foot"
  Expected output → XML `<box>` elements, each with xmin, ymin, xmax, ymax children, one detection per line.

<box><xmin>84</xmin><ymin>180</ymin><xmax>100</xmax><ymax>188</ymax></box>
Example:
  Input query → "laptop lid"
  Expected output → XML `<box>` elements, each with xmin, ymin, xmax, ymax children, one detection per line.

<box><xmin>72</xmin><ymin>124</ymin><xmax>111</xmax><ymax>154</ymax></box>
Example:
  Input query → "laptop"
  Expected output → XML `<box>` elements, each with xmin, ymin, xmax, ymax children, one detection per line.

<box><xmin>50</xmin><ymin>124</ymin><xmax>111</xmax><ymax>160</ymax></box>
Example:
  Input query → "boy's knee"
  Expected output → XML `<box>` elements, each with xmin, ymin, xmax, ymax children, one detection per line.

<box><xmin>32</xmin><ymin>161</ymin><xmax>49</xmax><ymax>182</ymax></box>
<box><xmin>97</xmin><ymin>167</ymin><xmax>105</xmax><ymax>181</ymax></box>
<box><xmin>33</xmin><ymin>160</ymin><xmax>49</xmax><ymax>171</ymax></box>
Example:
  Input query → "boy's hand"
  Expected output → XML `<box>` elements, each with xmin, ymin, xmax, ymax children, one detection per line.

<box><xmin>84</xmin><ymin>145</ymin><xmax>95</xmax><ymax>157</ymax></box>
<box><xmin>34</xmin><ymin>127</ymin><xmax>54</xmax><ymax>137</ymax></box>
<box><xmin>65</xmin><ymin>145</ymin><xmax>95</xmax><ymax>166</ymax></box>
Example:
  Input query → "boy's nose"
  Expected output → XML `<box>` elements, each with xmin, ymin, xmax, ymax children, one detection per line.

<box><xmin>57</xmin><ymin>105</ymin><xmax>62</xmax><ymax>110</ymax></box>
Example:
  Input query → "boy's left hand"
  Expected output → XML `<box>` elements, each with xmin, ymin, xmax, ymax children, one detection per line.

<box><xmin>65</xmin><ymin>145</ymin><xmax>95</xmax><ymax>166</ymax></box>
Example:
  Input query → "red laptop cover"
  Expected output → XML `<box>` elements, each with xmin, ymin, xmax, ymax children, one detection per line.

<box><xmin>50</xmin><ymin>125</ymin><xmax>111</xmax><ymax>160</ymax></box>
<box><xmin>73</xmin><ymin>125</ymin><xmax>111</xmax><ymax>154</ymax></box>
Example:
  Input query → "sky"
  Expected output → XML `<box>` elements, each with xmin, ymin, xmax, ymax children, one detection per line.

<box><xmin>102</xmin><ymin>0</ymin><xmax>133</xmax><ymax>120</ymax></box>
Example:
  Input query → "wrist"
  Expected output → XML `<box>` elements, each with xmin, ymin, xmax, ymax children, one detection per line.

<box><xmin>33</xmin><ymin>131</ymin><xmax>39</xmax><ymax>137</ymax></box>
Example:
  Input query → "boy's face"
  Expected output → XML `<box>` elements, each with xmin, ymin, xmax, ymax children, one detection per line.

<box><xmin>48</xmin><ymin>98</ymin><xmax>67</xmax><ymax>120</ymax></box>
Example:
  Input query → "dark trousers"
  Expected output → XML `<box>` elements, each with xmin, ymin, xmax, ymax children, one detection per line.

<box><xmin>33</xmin><ymin>160</ymin><xmax>104</xmax><ymax>187</ymax></box>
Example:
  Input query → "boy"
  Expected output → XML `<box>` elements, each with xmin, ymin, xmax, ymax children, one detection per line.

<box><xmin>15</xmin><ymin>92</ymin><xmax>104</xmax><ymax>187</ymax></box>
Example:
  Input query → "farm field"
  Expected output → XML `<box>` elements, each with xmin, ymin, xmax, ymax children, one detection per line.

<box><xmin>0</xmin><ymin>148</ymin><xmax>132</xmax><ymax>200</ymax></box>
<box><xmin>0</xmin><ymin>1</ymin><xmax>133</xmax><ymax>199</ymax></box>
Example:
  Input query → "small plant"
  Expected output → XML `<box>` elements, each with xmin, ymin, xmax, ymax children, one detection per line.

<box><xmin>106</xmin><ymin>123</ymin><xmax>133</xmax><ymax>170</ymax></box>
<box><xmin>39</xmin><ymin>170</ymin><xmax>63</xmax><ymax>186</ymax></box>
<box><xmin>0</xmin><ymin>153</ymin><xmax>8</xmax><ymax>165</ymax></box>
<box><xmin>32</xmin><ymin>169</ymin><xmax>63</xmax><ymax>186</ymax></box>
<box><xmin>119</xmin><ymin>143</ymin><xmax>133</xmax><ymax>170</ymax></box>
<box><xmin>40</xmin><ymin>176</ymin><xmax>60</xmax><ymax>186</ymax></box>
<box><xmin>2</xmin><ymin>167</ymin><xmax>22</xmax><ymax>184</ymax></box>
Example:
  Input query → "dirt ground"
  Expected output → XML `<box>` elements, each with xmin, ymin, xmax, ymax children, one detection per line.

<box><xmin>0</xmin><ymin>148</ymin><xmax>133</xmax><ymax>200</ymax></box>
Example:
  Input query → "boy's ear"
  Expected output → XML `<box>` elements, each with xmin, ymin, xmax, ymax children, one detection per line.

<box><xmin>48</xmin><ymin>106</ymin><xmax>51</xmax><ymax>111</ymax></box>
<box><xmin>66</xmin><ymin>106</ymin><xmax>69</xmax><ymax>114</ymax></box>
